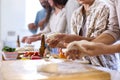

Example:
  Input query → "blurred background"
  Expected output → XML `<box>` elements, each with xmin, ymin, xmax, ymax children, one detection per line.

<box><xmin>0</xmin><ymin>0</ymin><xmax>120</xmax><ymax>70</ymax></box>
<box><xmin>0</xmin><ymin>0</ymin><xmax>42</xmax><ymax>48</ymax></box>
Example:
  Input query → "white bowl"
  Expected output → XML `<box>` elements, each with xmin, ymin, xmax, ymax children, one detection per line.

<box><xmin>2</xmin><ymin>52</ymin><xmax>18</xmax><ymax>60</ymax></box>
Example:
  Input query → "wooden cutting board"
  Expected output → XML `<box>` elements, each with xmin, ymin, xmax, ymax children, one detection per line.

<box><xmin>0</xmin><ymin>59</ymin><xmax>111</xmax><ymax>80</ymax></box>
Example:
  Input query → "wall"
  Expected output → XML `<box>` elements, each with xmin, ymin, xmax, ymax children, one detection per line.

<box><xmin>0</xmin><ymin>0</ymin><xmax>1</xmax><ymax>41</ymax></box>
<box><xmin>1</xmin><ymin>0</ymin><xmax>26</xmax><ymax>47</ymax></box>
<box><xmin>1</xmin><ymin>0</ymin><xmax>42</xmax><ymax>48</ymax></box>
<box><xmin>0</xmin><ymin>0</ymin><xmax>1</xmax><ymax>60</ymax></box>
<box><xmin>1</xmin><ymin>0</ymin><xmax>26</xmax><ymax>41</ymax></box>
<box><xmin>25</xmin><ymin>0</ymin><xmax>42</xmax><ymax>26</ymax></box>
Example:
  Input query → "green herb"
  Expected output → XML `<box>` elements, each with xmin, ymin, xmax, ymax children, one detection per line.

<box><xmin>2</xmin><ymin>46</ymin><xmax>16</xmax><ymax>52</ymax></box>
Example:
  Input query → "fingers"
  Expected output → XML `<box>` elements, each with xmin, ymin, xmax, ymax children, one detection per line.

<box><xmin>46</xmin><ymin>37</ymin><xmax>67</xmax><ymax>48</ymax></box>
<box><xmin>65</xmin><ymin>50</ymin><xmax>81</xmax><ymax>60</ymax></box>
<box><xmin>28</xmin><ymin>23</ymin><xmax>36</xmax><ymax>30</ymax></box>
<box><xmin>54</xmin><ymin>33</ymin><xmax>66</xmax><ymax>39</ymax></box>
<box><xmin>21</xmin><ymin>36</ymin><xmax>33</xmax><ymax>44</ymax></box>
<box><xmin>46</xmin><ymin>33</ymin><xmax>67</xmax><ymax>48</ymax></box>
<box><xmin>47</xmin><ymin>40</ymin><xmax>66</xmax><ymax>48</ymax></box>
<box><xmin>25</xmin><ymin>39</ymin><xmax>32</xmax><ymax>44</ymax></box>
<box><xmin>48</xmin><ymin>39</ymin><xmax>59</xmax><ymax>48</ymax></box>
<box><xmin>82</xmin><ymin>44</ymin><xmax>93</xmax><ymax>50</ymax></box>
<box><xmin>21</xmin><ymin>36</ymin><xmax>28</xmax><ymax>43</ymax></box>
<box><xmin>55</xmin><ymin>41</ymin><xmax>67</xmax><ymax>48</ymax></box>
<box><xmin>63</xmin><ymin>43</ymin><xmax>68</xmax><ymax>48</ymax></box>
<box><xmin>80</xmin><ymin>44</ymin><xmax>96</xmax><ymax>56</ymax></box>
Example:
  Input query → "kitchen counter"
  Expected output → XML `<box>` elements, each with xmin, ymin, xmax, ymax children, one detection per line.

<box><xmin>0</xmin><ymin>59</ymin><xmax>120</xmax><ymax>80</ymax></box>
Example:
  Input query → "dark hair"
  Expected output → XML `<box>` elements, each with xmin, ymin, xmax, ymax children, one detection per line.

<box><xmin>53</xmin><ymin>0</ymin><xmax>68</xmax><ymax>9</ymax></box>
<box><xmin>40</xmin><ymin>0</ymin><xmax>68</xmax><ymax>28</ymax></box>
<box><xmin>45</xmin><ymin>0</ymin><xmax>68</xmax><ymax>23</ymax></box>
<box><xmin>45</xmin><ymin>4</ymin><xmax>52</xmax><ymax>24</ymax></box>
<box><xmin>41</xmin><ymin>1</ymin><xmax>52</xmax><ymax>26</ymax></box>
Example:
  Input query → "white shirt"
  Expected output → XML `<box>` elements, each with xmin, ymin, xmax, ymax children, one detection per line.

<box><xmin>41</xmin><ymin>8</ymin><xmax>67</xmax><ymax>36</ymax></box>
<box><xmin>65</xmin><ymin>0</ymin><xmax>80</xmax><ymax>33</ymax></box>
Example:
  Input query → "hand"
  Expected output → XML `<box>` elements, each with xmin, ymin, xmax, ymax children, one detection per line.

<box><xmin>38</xmin><ymin>19</ymin><xmax>45</xmax><ymax>30</ymax></box>
<box><xmin>56</xmin><ymin>41</ymin><xmax>68</xmax><ymax>48</ymax></box>
<box><xmin>81</xmin><ymin>42</ymin><xmax>110</xmax><ymax>56</ymax></box>
<box><xmin>46</xmin><ymin>33</ymin><xmax>85</xmax><ymax>48</ymax></box>
<box><xmin>21</xmin><ymin>36</ymin><xmax>28</xmax><ymax>43</ymax></box>
<box><xmin>65</xmin><ymin>40</ymin><xmax>93</xmax><ymax>60</ymax></box>
<box><xmin>47</xmin><ymin>39</ymin><xmax>60</xmax><ymax>48</ymax></box>
<box><xmin>47</xmin><ymin>34</ymin><xmax>84</xmax><ymax>43</ymax></box>
<box><xmin>46</xmin><ymin>39</ymin><xmax>68</xmax><ymax>48</ymax></box>
<box><xmin>65</xmin><ymin>49</ymin><xmax>81</xmax><ymax>60</ymax></box>
<box><xmin>65</xmin><ymin>41</ymin><xmax>85</xmax><ymax>60</ymax></box>
<box><xmin>21</xmin><ymin>36</ymin><xmax>41</xmax><ymax>44</ymax></box>
<box><xmin>28</xmin><ymin>23</ymin><xmax>37</xmax><ymax>30</ymax></box>
<box><xmin>25</xmin><ymin>36</ymin><xmax>41</xmax><ymax>44</ymax></box>
<box><xmin>46</xmin><ymin>33</ymin><xmax>67</xmax><ymax>48</ymax></box>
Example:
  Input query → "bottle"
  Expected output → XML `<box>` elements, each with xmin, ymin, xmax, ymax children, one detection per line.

<box><xmin>39</xmin><ymin>34</ymin><xmax>46</xmax><ymax>58</ymax></box>
<box><xmin>16</xmin><ymin>35</ymin><xmax>20</xmax><ymax>47</ymax></box>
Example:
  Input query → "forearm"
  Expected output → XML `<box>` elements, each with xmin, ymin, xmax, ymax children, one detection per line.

<box><xmin>35</xmin><ymin>35</ymin><xmax>42</xmax><ymax>41</ymax></box>
<box><xmin>64</xmin><ymin>34</ymin><xmax>94</xmax><ymax>43</ymax></box>
<box><xmin>109</xmin><ymin>44</ymin><xmax>120</xmax><ymax>53</ymax></box>
<box><xmin>103</xmin><ymin>44</ymin><xmax>120</xmax><ymax>55</ymax></box>
<box><xmin>82</xmin><ymin>37</ymin><xmax>94</xmax><ymax>41</ymax></box>
<box><xmin>76</xmin><ymin>36</ymin><xmax>94</xmax><ymax>42</ymax></box>
<box><xmin>92</xmin><ymin>33</ymin><xmax>116</xmax><ymax>44</ymax></box>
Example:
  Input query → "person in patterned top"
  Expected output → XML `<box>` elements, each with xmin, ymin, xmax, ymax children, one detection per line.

<box><xmin>47</xmin><ymin>0</ymin><xmax>117</xmax><ymax>70</ymax></box>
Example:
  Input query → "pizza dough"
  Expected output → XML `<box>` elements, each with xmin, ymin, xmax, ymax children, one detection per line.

<box><xmin>16</xmin><ymin>45</ymin><xmax>34</xmax><ymax>53</ymax></box>
<box><xmin>66</xmin><ymin>40</ymin><xmax>94</xmax><ymax>57</ymax></box>
<box><xmin>37</xmin><ymin>63</ymin><xmax>58</xmax><ymax>73</ymax></box>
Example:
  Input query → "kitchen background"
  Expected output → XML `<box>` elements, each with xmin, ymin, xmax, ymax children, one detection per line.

<box><xmin>0</xmin><ymin>0</ymin><xmax>120</xmax><ymax>70</ymax></box>
<box><xmin>0</xmin><ymin>0</ymin><xmax>42</xmax><ymax>49</ymax></box>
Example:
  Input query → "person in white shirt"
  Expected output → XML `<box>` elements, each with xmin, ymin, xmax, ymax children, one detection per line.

<box><xmin>47</xmin><ymin>0</ymin><xmax>118</xmax><ymax>69</ymax></box>
<box><xmin>47</xmin><ymin>0</ymin><xmax>109</xmax><ymax>48</ymax></box>
<box><xmin>22</xmin><ymin>0</ymin><xmax>68</xmax><ymax>44</ymax></box>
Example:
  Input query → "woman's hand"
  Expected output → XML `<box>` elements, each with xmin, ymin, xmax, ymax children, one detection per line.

<box><xmin>28</xmin><ymin>23</ymin><xmax>37</xmax><ymax>30</ymax></box>
<box><xmin>65</xmin><ymin>40</ymin><xmax>112</xmax><ymax>58</ymax></box>
<box><xmin>21</xmin><ymin>36</ymin><xmax>28</xmax><ymax>43</ymax></box>
<box><xmin>46</xmin><ymin>33</ymin><xmax>86</xmax><ymax>48</ymax></box>
<box><xmin>65</xmin><ymin>41</ymin><xmax>86</xmax><ymax>60</ymax></box>
<box><xmin>21</xmin><ymin>36</ymin><xmax>41</xmax><ymax>44</ymax></box>
<box><xmin>81</xmin><ymin>42</ymin><xmax>112</xmax><ymax>56</ymax></box>
<box><xmin>65</xmin><ymin>49</ymin><xmax>81</xmax><ymax>60</ymax></box>
<box><xmin>65</xmin><ymin>40</ymin><xmax>97</xmax><ymax>60</ymax></box>
<box><xmin>38</xmin><ymin>19</ymin><xmax>46</xmax><ymax>30</ymax></box>
<box><xmin>46</xmin><ymin>33</ymin><xmax>67</xmax><ymax>48</ymax></box>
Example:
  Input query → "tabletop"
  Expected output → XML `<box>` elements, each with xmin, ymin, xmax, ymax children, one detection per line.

<box><xmin>0</xmin><ymin>59</ymin><xmax>119</xmax><ymax>80</ymax></box>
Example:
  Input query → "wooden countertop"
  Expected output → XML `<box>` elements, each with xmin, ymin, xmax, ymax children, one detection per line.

<box><xmin>0</xmin><ymin>59</ymin><xmax>117</xmax><ymax>80</ymax></box>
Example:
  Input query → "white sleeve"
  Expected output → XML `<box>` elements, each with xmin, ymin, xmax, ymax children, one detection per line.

<box><xmin>70</xmin><ymin>10</ymin><xmax>78</xmax><ymax>35</ymax></box>
<box><xmin>40</xmin><ymin>23</ymin><xmax>51</xmax><ymax>34</ymax></box>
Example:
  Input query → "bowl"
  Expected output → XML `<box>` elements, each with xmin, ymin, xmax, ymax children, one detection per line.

<box><xmin>2</xmin><ymin>52</ymin><xmax>18</xmax><ymax>60</ymax></box>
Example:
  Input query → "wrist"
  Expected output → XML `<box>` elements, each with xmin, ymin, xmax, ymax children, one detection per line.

<box><xmin>106</xmin><ymin>44</ymin><xmax>120</xmax><ymax>54</ymax></box>
<box><xmin>81</xmin><ymin>36</ymin><xmax>94</xmax><ymax>41</ymax></box>
<box><xmin>114</xmin><ymin>44</ymin><xmax>120</xmax><ymax>53</ymax></box>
